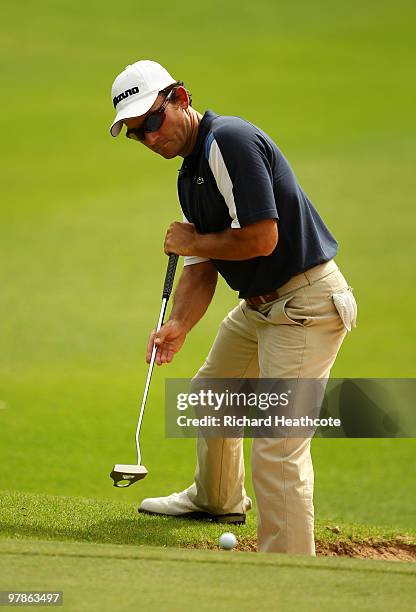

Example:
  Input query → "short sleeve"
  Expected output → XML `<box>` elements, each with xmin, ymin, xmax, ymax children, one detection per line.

<box><xmin>205</xmin><ymin>122</ymin><xmax>278</xmax><ymax>228</ymax></box>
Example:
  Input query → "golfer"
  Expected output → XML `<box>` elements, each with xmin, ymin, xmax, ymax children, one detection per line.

<box><xmin>109</xmin><ymin>60</ymin><xmax>357</xmax><ymax>555</ymax></box>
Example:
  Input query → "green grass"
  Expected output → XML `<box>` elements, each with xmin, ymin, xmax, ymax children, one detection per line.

<box><xmin>1</xmin><ymin>539</ymin><xmax>415</xmax><ymax>612</ymax></box>
<box><xmin>1</xmin><ymin>491</ymin><xmax>414</xmax><ymax>551</ymax></box>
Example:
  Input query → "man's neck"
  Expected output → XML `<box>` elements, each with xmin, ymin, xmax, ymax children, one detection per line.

<box><xmin>180</xmin><ymin>108</ymin><xmax>203</xmax><ymax>157</ymax></box>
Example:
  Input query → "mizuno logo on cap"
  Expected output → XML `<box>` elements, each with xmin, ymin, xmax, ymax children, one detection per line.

<box><xmin>113</xmin><ymin>86</ymin><xmax>140</xmax><ymax>108</ymax></box>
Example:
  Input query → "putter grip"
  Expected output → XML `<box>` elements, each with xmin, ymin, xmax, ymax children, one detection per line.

<box><xmin>162</xmin><ymin>253</ymin><xmax>179</xmax><ymax>299</ymax></box>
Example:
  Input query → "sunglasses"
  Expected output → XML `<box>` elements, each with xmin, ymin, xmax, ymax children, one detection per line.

<box><xmin>125</xmin><ymin>89</ymin><xmax>174</xmax><ymax>142</ymax></box>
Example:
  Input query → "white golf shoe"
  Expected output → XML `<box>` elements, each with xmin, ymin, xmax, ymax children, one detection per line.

<box><xmin>139</xmin><ymin>489</ymin><xmax>252</xmax><ymax>524</ymax></box>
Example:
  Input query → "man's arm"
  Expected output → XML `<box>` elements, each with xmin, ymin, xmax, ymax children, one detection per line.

<box><xmin>164</xmin><ymin>218</ymin><xmax>278</xmax><ymax>260</ymax></box>
<box><xmin>147</xmin><ymin>261</ymin><xmax>218</xmax><ymax>366</ymax></box>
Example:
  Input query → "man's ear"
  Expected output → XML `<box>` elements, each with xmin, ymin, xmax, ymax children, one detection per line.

<box><xmin>174</xmin><ymin>86</ymin><xmax>190</xmax><ymax>109</ymax></box>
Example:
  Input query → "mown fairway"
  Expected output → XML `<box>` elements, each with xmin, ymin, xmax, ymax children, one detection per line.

<box><xmin>1</xmin><ymin>2</ymin><xmax>415</xmax><ymax>600</ymax></box>
<box><xmin>1</xmin><ymin>539</ymin><xmax>415</xmax><ymax>612</ymax></box>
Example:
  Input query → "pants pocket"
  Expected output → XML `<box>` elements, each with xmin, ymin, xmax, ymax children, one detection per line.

<box><xmin>267</xmin><ymin>294</ymin><xmax>308</xmax><ymax>327</ymax></box>
<box><xmin>331</xmin><ymin>287</ymin><xmax>358</xmax><ymax>331</ymax></box>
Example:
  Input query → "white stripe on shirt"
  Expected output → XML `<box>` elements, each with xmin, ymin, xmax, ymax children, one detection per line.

<box><xmin>207</xmin><ymin>138</ymin><xmax>241</xmax><ymax>228</ymax></box>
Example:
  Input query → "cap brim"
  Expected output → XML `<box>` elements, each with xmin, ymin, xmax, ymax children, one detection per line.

<box><xmin>109</xmin><ymin>90</ymin><xmax>159</xmax><ymax>137</ymax></box>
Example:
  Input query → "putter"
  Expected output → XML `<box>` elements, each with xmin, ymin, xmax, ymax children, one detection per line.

<box><xmin>110</xmin><ymin>253</ymin><xmax>179</xmax><ymax>487</ymax></box>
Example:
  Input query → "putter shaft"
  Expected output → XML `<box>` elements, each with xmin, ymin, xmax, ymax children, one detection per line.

<box><xmin>135</xmin><ymin>297</ymin><xmax>168</xmax><ymax>465</ymax></box>
<box><xmin>111</xmin><ymin>253</ymin><xmax>178</xmax><ymax>487</ymax></box>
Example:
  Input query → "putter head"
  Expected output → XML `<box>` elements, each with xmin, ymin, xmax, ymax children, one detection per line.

<box><xmin>110</xmin><ymin>464</ymin><xmax>148</xmax><ymax>488</ymax></box>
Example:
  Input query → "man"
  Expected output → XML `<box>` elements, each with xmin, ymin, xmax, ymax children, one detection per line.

<box><xmin>109</xmin><ymin>60</ymin><xmax>357</xmax><ymax>555</ymax></box>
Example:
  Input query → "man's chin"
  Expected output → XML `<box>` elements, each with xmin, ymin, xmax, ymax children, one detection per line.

<box><xmin>158</xmin><ymin>149</ymin><xmax>178</xmax><ymax>159</ymax></box>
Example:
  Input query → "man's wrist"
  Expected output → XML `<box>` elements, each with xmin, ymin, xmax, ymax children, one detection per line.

<box><xmin>168</xmin><ymin>316</ymin><xmax>191</xmax><ymax>334</ymax></box>
<box><xmin>186</xmin><ymin>232</ymin><xmax>200</xmax><ymax>257</ymax></box>
<box><xmin>190</xmin><ymin>232</ymin><xmax>213</xmax><ymax>258</ymax></box>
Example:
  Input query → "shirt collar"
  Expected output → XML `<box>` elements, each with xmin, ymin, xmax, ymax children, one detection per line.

<box><xmin>186</xmin><ymin>109</ymin><xmax>218</xmax><ymax>159</ymax></box>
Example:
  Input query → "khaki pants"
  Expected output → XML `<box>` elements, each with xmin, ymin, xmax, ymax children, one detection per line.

<box><xmin>186</xmin><ymin>260</ymin><xmax>355</xmax><ymax>555</ymax></box>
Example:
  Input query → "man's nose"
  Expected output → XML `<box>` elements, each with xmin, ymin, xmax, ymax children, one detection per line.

<box><xmin>145</xmin><ymin>131</ymin><xmax>159</xmax><ymax>147</ymax></box>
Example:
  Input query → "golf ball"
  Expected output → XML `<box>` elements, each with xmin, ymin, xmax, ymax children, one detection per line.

<box><xmin>219</xmin><ymin>532</ymin><xmax>237</xmax><ymax>550</ymax></box>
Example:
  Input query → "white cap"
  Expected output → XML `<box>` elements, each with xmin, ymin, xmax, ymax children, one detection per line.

<box><xmin>109</xmin><ymin>60</ymin><xmax>176</xmax><ymax>137</ymax></box>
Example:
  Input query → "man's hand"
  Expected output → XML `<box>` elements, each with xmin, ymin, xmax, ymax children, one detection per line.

<box><xmin>164</xmin><ymin>222</ymin><xmax>197</xmax><ymax>256</ymax></box>
<box><xmin>146</xmin><ymin>319</ymin><xmax>187</xmax><ymax>366</ymax></box>
<box><xmin>165</xmin><ymin>218</ymin><xmax>278</xmax><ymax>261</ymax></box>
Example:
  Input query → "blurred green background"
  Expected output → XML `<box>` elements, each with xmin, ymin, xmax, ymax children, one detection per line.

<box><xmin>1</xmin><ymin>1</ymin><xmax>415</xmax><ymax>529</ymax></box>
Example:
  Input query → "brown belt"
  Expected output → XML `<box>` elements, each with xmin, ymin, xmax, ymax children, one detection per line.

<box><xmin>245</xmin><ymin>260</ymin><xmax>339</xmax><ymax>308</ymax></box>
<box><xmin>246</xmin><ymin>290</ymin><xmax>281</xmax><ymax>308</ymax></box>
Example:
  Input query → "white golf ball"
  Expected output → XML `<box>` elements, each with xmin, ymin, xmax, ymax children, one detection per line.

<box><xmin>219</xmin><ymin>532</ymin><xmax>237</xmax><ymax>550</ymax></box>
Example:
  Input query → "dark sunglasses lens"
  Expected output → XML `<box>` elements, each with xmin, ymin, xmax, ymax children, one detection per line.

<box><xmin>125</xmin><ymin>103</ymin><xmax>167</xmax><ymax>141</ymax></box>
<box><xmin>126</xmin><ymin>129</ymin><xmax>143</xmax><ymax>141</ymax></box>
<box><xmin>143</xmin><ymin>112</ymin><xmax>164</xmax><ymax>133</ymax></box>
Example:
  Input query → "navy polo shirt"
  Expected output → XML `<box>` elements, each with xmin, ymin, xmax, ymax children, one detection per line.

<box><xmin>178</xmin><ymin>110</ymin><xmax>338</xmax><ymax>299</ymax></box>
